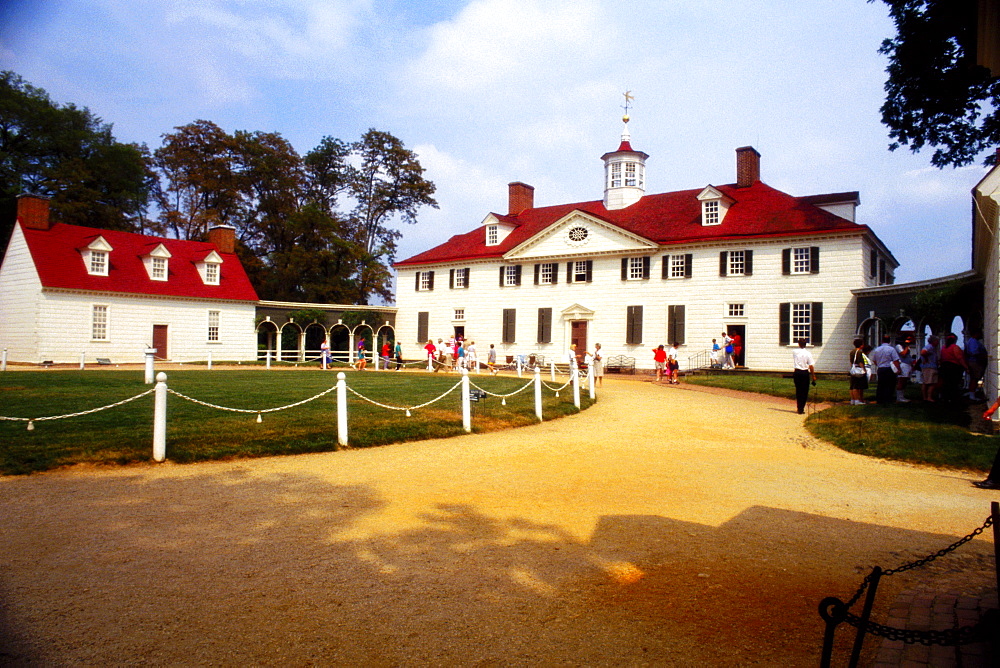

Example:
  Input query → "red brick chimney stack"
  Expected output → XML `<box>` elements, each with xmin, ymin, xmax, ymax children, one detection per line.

<box><xmin>17</xmin><ymin>194</ymin><xmax>52</xmax><ymax>230</ymax></box>
<box><xmin>208</xmin><ymin>225</ymin><xmax>236</xmax><ymax>253</ymax></box>
<box><xmin>735</xmin><ymin>146</ymin><xmax>761</xmax><ymax>188</ymax></box>
<box><xmin>508</xmin><ymin>182</ymin><xmax>535</xmax><ymax>215</ymax></box>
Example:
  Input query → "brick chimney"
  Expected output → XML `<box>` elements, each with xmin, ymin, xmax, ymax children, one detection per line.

<box><xmin>17</xmin><ymin>194</ymin><xmax>52</xmax><ymax>230</ymax></box>
<box><xmin>208</xmin><ymin>225</ymin><xmax>236</xmax><ymax>253</ymax></box>
<box><xmin>508</xmin><ymin>182</ymin><xmax>535</xmax><ymax>215</ymax></box>
<box><xmin>735</xmin><ymin>146</ymin><xmax>761</xmax><ymax>188</ymax></box>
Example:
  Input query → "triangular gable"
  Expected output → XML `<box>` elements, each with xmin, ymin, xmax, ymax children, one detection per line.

<box><xmin>144</xmin><ymin>243</ymin><xmax>172</xmax><ymax>259</ymax></box>
<box><xmin>82</xmin><ymin>235</ymin><xmax>113</xmax><ymax>252</ymax></box>
<box><xmin>696</xmin><ymin>185</ymin><xmax>734</xmax><ymax>204</ymax></box>
<box><xmin>199</xmin><ymin>250</ymin><xmax>223</xmax><ymax>264</ymax></box>
<box><xmin>561</xmin><ymin>303</ymin><xmax>595</xmax><ymax>320</ymax></box>
<box><xmin>505</xmin><ymin>210</ymin><xmax>657</xmax><ymax>260</ymax></box>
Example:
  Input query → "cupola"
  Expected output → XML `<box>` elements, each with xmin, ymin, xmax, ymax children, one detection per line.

<box><xmin>601</xmin><ymin>116</ymin><xmax>648</xmax><ymax>210</ymax></box>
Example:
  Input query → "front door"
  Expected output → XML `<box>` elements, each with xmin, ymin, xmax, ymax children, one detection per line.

<box><xmin>726</xmin><ymin>324</ymin><xmax>745</xmax><ymax>367</ymax></box>
<box><xmin>571</xmin><ymin>320</ymin><xmax>588</xmax><ymax>364</ymax></box>
<box><xmin>152</xmin><ymin>325</ymin><xmax>168</xmax><ymax>361</ymax></box>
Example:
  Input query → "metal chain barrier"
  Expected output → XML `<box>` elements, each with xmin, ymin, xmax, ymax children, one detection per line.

<box><xmin>0</xmin><ymin>388</ymin><xmax>155</xmax><ymax>429</ymax></box>
<box><xmin>167</xmin><ymin>385</ymin><xmax>338</xmax><ymax>414</ymax></box>
<box><xmin>346</xmin><ymin>380</ymin><xmax>462</xmax><ymax>413</ymax></box>
<box><xmin>839</xmin><ymin>514</ymin><xmax>995</xmax><ymax>646</ymax></box>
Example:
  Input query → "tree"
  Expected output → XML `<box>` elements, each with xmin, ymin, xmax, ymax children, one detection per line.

<box><xmin>0</xmin><ymin>71</ymin><xmax>153</xmax><ymax>248</ymax></box>
<box><xmin>345</xmin><ymin>129</ymin><xmax>438</xmax><ymax>303</ymax></box>
<box><xmin>874</xmin><ymin>0</ymin><xmax>1000</xmax><ymax>167</ymax></box>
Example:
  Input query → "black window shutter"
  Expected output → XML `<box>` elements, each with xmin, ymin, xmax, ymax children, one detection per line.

<box><xmin>621</xmin><ymin>257</ymin><xmax>628</xmax><ymax>280</ymax></box>
<box><xmin>626</xmin><ymin>305</ymin><xmax>643</xmax><ymax>344</ymax></box>
<box><xmin>779</xmin><ymin>303</ymin><xmax>790</xmax><ymax>346</ymax></box>
<box><xmin>719</xmin><ymin>251</ymin><xmax>728</xmax><ymax>276</ymax></box>
<box><xmin>514</xmin><ymin>264</ymin><xmax>522</xmax><ymax>286</ymax></box>
<box><xmin>417</xmin><ymin>311</ymin><xmax>428</xmax><ymax>342</ymax></box>
<box><xmin>567</xmin><ymin>262</ymin><xmax>573</xmax><ymax>283</ymax></box>
<box><xmin>782</xmin><ymin>249</ymin><xmax>791</xmax><ymax>275</ymax></box>
<box><xmin>463</xmin><ymin>268</ymin><xmax>470</xmax><ymax>288</ymax></box>
<box><xmin>870</xmin><ymin>249</ymin><xmax>877</xmax><ymax>277</ymax></box>
<box><xmin>744</xmin><ymin>250</ymin><xmax>753</xmax><ymax>276</ymax></box>
<box><xmin>415</xmin><ymin>272</ymin><xmax>421</xmax><ymax>291</ymax></box>
<box><xmin>551</xmin><ymin>263</ymin><xmax>558</xmax><ymax>284</ymax></box>
<box><xmin>684</xmin><ymin>254</ymin><xmax>693</xmax><ymax>278</ymax></box>
<box><xmin>500</xmin><ymin>266</ymin><xmax>505</xmax><ymax>287</ymax></box>
<box><xmin>642</xmin><ymin>256</ymin><xmax>650</xmax><ymax>279</ymax></box>
<box><xmin>810</xmin><ymin>247</ymin><xmax>820</xmax><ymax>274</ymax></box>
<box><xmin>427</xmin><ymin>271</ymin><xmax>434</xmax><ymax>290</ymax></box>
<box><xmin>662</xmin><ymin>256</ymin><xmax>670</xmax><ymax>279</ymax></box>
<box><xmin>668</xmin><ymin>305</ymin><xmax>686</xmax><ymax>345</ymax></box>
<box><xmin>537</xmin><ymin>308</ymin><xmax>552</xmax><ymax>343</ymax></box>
<box><xmin>811</xmin><ymin>302</ymin><xmax>823</xmax><ymax>346</ymax></box>
<box><xmin>449</xmin><ymin>268</ymin><xmax>455</xmax><ymax>289</ymax></box>
<box><xmin>503</xmin><ymin>309</ymin><xmax>516</xmax><ymax>343</ymax></box>
<box><xmin>534</xmin><ymin>264</ymin><xmax>540</xmax><ymax>285</ymax></box>
<box><xmin>585</xmin><ymin>260</ymin><xmax>593</xmax><ymax>282</ymax></box>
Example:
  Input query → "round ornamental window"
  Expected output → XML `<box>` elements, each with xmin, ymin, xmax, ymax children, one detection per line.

<box><xmin>567</xmin><ymin>226</ymin><xmax>589</xmax><ymax>245</ymax></box>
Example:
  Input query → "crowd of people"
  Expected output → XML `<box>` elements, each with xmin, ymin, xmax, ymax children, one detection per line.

<box><xmin>848</xmin><ymin>331</ymin><xmax>986</xmax><ymax>406</ymax></box>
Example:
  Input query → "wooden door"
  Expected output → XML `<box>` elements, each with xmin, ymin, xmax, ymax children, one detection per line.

<box><xmin>571</xmin><ymin>320</ymin><xmax>588</xmax><ymax>363</ymax></box>
<box><xmin>152</xmin><ymin>325</ymin><xmax>168</xmax><ymax>360</ymax></box>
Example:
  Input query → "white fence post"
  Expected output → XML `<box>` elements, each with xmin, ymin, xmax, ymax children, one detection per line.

<box><xmin>144</xmin><ymin>348</ymin><xmax>157</xmax><ymax>384</ymax></box>
<box><xmin>550</xmin><ymin>360</ymin><xmax>555</xmax><ymax>382</ymax></box>
<box><xmin>266</xmin><ymin>351</ymin><xmax>272</xmax><ymax>370</ymax></box>
<box><xmin>534</xmin><ymin>366</ymin><xmax>542</xmax><ymax>422</ymax></box>
<box><xmin>1</xmin><ymin>348</ymin><xmax>6</xmax><ymax>372</ymax></box>
<box><xmin>207</xmin><ymin>351</ymin><xmax>213</xmax><ymax>370</ymax></box>
<box><xmin>153</xmin><ymin>372</ymin><xmax>167</xmax><ymax>462</ymax></box>
<box><xmin>588</xmin><ymin>363</ymin><xmax>596</xmax><ymax>399</ymax></box>
<box><xmin>337</xmin><ymin>371</ymin><xmax>347</xmax><ymax>445</ymax></box>
<box><xmin>80</xmin><ymin>352</ymin><xmax>85</xmax><ymax>370</ymax></box>
<box><xmin>572</xmin><ymin>364</ymin><xmax>581</xmax><ymax>409</ymax></box>
<box><xmin>337</xmin><ymin>372</ymin><xmax>348</xmax><ymax>446</ymax></box>
<box><xmin>461</xmin><ymin>368</ymin><xmax>471</xmax><ymax>433</ymax></box>
<box><xmin>427</xmin><ymin>353</ymin><xmax>433</xmax><ymax>372</ymax></box>
<box><xmin>517</xmin><ymin>356</ymin><xmax>522</xmax><ymax>378</ymax></box>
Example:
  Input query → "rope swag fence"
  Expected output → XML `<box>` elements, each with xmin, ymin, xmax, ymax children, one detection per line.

<box><xmin>819</xmin><ymin>502</ymin><xmax>1000</xmax><ymax>668</ymax></box>
<box><xmin>0</xmin><ymin>366</ymin><xmax>594</xmax><ymax>463</ymax></box>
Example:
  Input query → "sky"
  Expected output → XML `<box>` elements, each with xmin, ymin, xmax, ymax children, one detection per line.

<box><xmin>0</xmin><ymin>0</ymin><xmax>987</xmax><ymax>294</ymax></box>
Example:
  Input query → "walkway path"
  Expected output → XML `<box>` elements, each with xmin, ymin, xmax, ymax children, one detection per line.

<box><xmin>0</xmin><ymin>376</ymin><xmax>996</xmax><ymax>666</ymax></box>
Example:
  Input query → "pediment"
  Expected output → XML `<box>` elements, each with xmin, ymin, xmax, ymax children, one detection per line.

<box><xmin>697</xmin><ymin>185</ymin><xmax>733</xmax><ymax>204</ymax></box>
<box><xmin>84</xmin><ymin>236</ymin><xmax>113</xmax><ymax>252</ymax></box>
<box><xmin>145</xmin><ymin>243</ymin><xmax>172</xmax><ymax>259</ymax></box>
<box><xmin>505</xmin><ymin>211</ymin><xmax>656</xmax><ymax>260</ymax></box>
<box><xmin>200</xmin><ymin>250</ymin><xmax>223</xmax><ymax>264</ymax></box>
<box><xmin>561</xmin><ymin>303</ymin><xmax>595</xmax><ymax>319</ymax></box>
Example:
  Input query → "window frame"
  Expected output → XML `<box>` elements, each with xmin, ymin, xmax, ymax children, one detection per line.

<box><xmin>207</xmin><ymin>310</ymin><xmax>220</xmax><ymax>342</ymax></box>
<box><xmin>204</xmin><ymin>262</ymin><xmax>220</xmax><ymax>285</ymax></box>
<box><xmin>92</xmin><ymin>304</ymin><xmax>109</xmax><ymax>341</ymax></box>
<box><xmin>89</xmin><ymin>251</ymin><xmax>108</xmax><ymax>276</ymax></box>
<box><xmin>486</xmin><ymin>225</ymin><xmax>498</xmax><ymax>246</ymax></box>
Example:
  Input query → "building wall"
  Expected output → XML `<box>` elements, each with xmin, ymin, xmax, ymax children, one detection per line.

<box><xmin>0</xmin><ymin>225</ymin><xmax>43</xmax><ymax>361</ymax></box>
<box><xmin>395</xmin><ymin>232</ymin><xmax>871</xmax><ymax>373</ymax></box>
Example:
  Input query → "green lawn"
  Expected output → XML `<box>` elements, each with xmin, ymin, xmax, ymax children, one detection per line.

<box><xmin>0</xmin><ymin>369</ymin><xmax>592</xmax><ymax>475</ymax></box>
<box><xmin>685</xmin><ymin>371</ymin><xmax>996</xmax><ymax>472</ymax></box>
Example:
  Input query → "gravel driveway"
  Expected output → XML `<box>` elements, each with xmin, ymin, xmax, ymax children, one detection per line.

<box><xmin>0</xmin><ymin>376</ymin><xmax>996</xmax><ymax>666</ymax></box>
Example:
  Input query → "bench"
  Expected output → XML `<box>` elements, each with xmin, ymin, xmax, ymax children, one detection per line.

<box><xmin>604</xmin><ymin>355</ymin><xmax>635</xmax><ymax>374</ymax></box>
<box><xmin>96</xmin><ymin>358</ymin><xmax>112</xmax><ymax>366</ymax></box>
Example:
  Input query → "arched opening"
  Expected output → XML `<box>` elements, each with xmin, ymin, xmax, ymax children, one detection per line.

<box><xmin>329</xmin><ymin>324</ymin><xmax>350</xmax><ymax>365</ymax></box>
<box><xmin>376</xmin><ymin>325</ymin><xmax>395</xmax><ymax>364</ymax></box>
<box><xmin>280</xmin><ymin>323</ymin><xmax>303</xmax><ymax>362</ymax></box>
<box><xmin>857</xmin><ymin>317</ymin><xmax>882</xmax><ymax>349</ymax></box>
<box><xmin>304</xmin><ymin>323</ymin><xmax>327</xmax><ymax>362</ymax></box>
<box><xmin>353</xmin><ymin>324</ymin><xmax>374</xmax><ymax>364</ymax></box>
<box><xmin>256</xmin><ymin>321</ymin><xmax>278</xmax><ymax>361</ymax></box>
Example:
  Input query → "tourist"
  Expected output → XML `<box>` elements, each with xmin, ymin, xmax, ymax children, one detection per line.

<box><xmin>652</xmin><ymin>345</ymin><xmax>667</xmax><ymax>382</ymax></box>
<box><xmin>488</xmin><ymin>343</ymin><xmax>498</xmax><ymax>375</ymax></box>
<box><xmin>849</xmin><ymin>337</ymin><xmax>868</xmax><ymax>405</ymax></box>
<box><xmin>591</xmin><ymin>343</ymin><xmax>603</xmax><ymax>387</ymax></box>
<box><xmin>731</xmin><ymin>332</ymin><xmax>743</xmax><ymax>367</ymax></box>
<box><xmin>870</xmin><ymin>335</ymin><xmax>900</xmax><ymax>405</ymax></box>
<box><xmin>965</xmin><ymin>331</ymin><xmax>986</xmax><ymax>401</ymax></box>
<box><xmin>722</xmin><ymin>332</ymin><xmax>735</xmax><ymax>369</ymax></box>
<box><xmin>939</xmin><ymin>334</ymin><xmax>967</xmax><ymax>404</ymax></box>
<box><xmin>919</xmin><ymin>335</ymin><xmax>940</xmax><ymax>402</ymax></box>
<box><xmin>792</xmin><ymin>338</ymin><xmax>817</xmax><ymax>414</ymax></box>
<box><xmin>394</xmin><ymin>340</ymin><xmax>403</xmax><ymax>371</ymax></box>
<box><xmin>895</xmin><ymin>335</ymin><xmax>915</xmax><ymax>403</ymax></box>
<box><xmin>380</xmin><ymin>341</ymin><xmax>391</xmax><ymax>370</ymax></box>
<box><xmin>424</xmin><ymin>339</ymin><xmax>437</xmax><ymax>371</ymax></box>
<box><xmin>667</xmin><ymin>342</ymin><xmax>680</xmax><ymax>384</ymax></box>
<box><xmin>710</xmin><ymin>338</ymin><xmax>721</xmax><ymax>368</ymax></box>
<box><xmin>975</xmin><ymin>396</ymin><xmax>1000</xmax><ymax>489</ymax></box>
<box><xmin>466</xmin><ymin>340</ymin><xmax>477</xmax><ymax>372</ymax></box>
<box><xmin>355</xmin><ymin>337</ymin><xmax>367</xmax><ymax>371</ymax></box>
<box><xmin>320</xmin><ymin>339</ymin><xmax>331</xmax><ymax>369</ymax></box>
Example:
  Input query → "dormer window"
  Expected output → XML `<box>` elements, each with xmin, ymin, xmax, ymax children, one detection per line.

<box><xmin>486</xmin><ymin>225</ymin><xmax>498</xmax><ymax>246</ymax></box>
<box><xmin>142</xmin><ymin>243</ymin><xmax>172</xmax><ymax>281</ymax></box>
<box><xmin>696</xmin><ymin>186</ymin><xmax>734</xmax><ymax>227</ymax></box>
<box><xmin>82</xmin><ymin>236</ymin><xmax>113</xmax><ymax>276</ymax></box>
<box><xmin>196</xmin><ymin>250</ymin><xmax>223</xmax><ymax>285</ymax></box>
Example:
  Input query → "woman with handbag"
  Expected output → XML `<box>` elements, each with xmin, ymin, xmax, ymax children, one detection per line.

<box><xmin>849</xmin><ymin>337</ymin><xmax>869</xmax><ymax>405</ymax></box>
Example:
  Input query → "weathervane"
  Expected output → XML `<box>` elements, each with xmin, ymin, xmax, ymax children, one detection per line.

<box><xmin>622</xmin><ymin>91</ymin><xmax>634</xmax><ymax>123</ymax></box>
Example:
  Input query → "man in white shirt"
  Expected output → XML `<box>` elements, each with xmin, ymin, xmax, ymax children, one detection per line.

<box><xmin>870</xmin><ymin>335</ymin><xmax>901</xmax><ymax>405</ymax></box>
<box><xmin>792</xmin><ymin>338</ymin><xmax>816</xmax><ymax>414</ymax></box>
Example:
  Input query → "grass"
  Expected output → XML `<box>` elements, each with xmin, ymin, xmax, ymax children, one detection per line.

<box><xmin>0</xmin><ymin>369</ymin><xmax>593</xmax><ymax>475</ymax></box>
<box><xmin>685</xmin><ymin>371</ymin><xmax>996</xmax><ymax>473</ymax></box>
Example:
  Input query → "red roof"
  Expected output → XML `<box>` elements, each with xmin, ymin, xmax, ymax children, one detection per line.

<box><xmin>395</xmin><ymin>181</ymin><xmax>874</xmax><ymax>267</ymax></box>
<box><xmin>19</xmin><ymin>222</ymin><xmax>259</xmax><ymax>301</ymax></box>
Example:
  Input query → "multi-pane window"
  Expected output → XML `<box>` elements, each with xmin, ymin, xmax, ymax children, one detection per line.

<box><xmin>610</xmin><ymin>163</ymin><xmax>621</xmax><ymax>187</ymax></box>
<box><xmin>486</xmin><ymin>225</ymin><xmax>498</xmax><ymax>245</ymax></box>
<box><xmin>792</xmin><ymin>303</ymin><xmax>812</xmax><ymax>343</ymax></box>
<box><xmin>455</xmin><ymin>268</ymin><xmax>467</xmax><ymax>288</ymax></box>
<box><xmin>416</xmin><ymin>270</ymin><xmax>434</xmax><ymax>291</ymax></box>
<box><xmin>92</xmin><ymin>305</ymin><xmax>108</xmax><ymax>340</ymax></box>
<box><xmin>207</xmin><ymin>310</ymin><xmax>220</xmax><ymax>342</ymax></box>
<box><xmin>624</xmin><ymin>162</ymin><xmax>637</xmax><ymax>186</ymax></box>
<box><xmin>539</xmin><ymin>263</ymin><xmax>554</xmax><ymax>284</ymax></box>
<box><xmin>151</xmin><ymin>257</ymin><xmax>167</xmax><ymax>280</ymax></box>
<box><xmin>205</xmin><ymin>263</ymin><xmax>219</xmax><ymax>284</ymax></box>
<box><xmin>792</xmin><ymin>247</ymin><xmax>811</xmax><ymax>274</ymax></box>
<box><xmin>728</xmin><ymin>250</ymin><xmax>746</xmax><ymax>275</ymax></box>
<box><xmin>628</xmin><ymin>257</ymin><xmax>645</xmax><ymax>280</ymax></box>
<box><xmin>90</xmin><ymin>251</ymin><xmax>107</xmax><ymax>275</ymax></box>
<box><xmin>504</xmin><ymin>265</ymin><xmax>519</xmax><ymax>286</ymax></box>
<box><xmin>454</xmin><ymin>308</ymin><xmax>465</xmax><ymax>321</ymax></box>
<box><xmin>573</xmin><ymin>260</ymin><xmax>589</xmax><ymax>283</ymax></box>
<box><xmin>670</xmin><ymin>255</ymin><xmax>687</xmax><ymax>278</ymax></box>
<box><xmin>703</xmin><ymin>200</ymin><xmax>720</xmax><ymax>225</ymax></box>
<box><xmin>728</xmin><ymin>303</ymin><xmax>745</xmax><ymax>318</ymax></box>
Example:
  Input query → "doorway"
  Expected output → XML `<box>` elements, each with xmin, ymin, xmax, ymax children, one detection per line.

<box><xmin>453</xmin><ymin>325</ymin><xmax>465</xmax><ymax>341</ymax></box>
<box><xmin>571</xmin><ymin>320</ymin><xmax>588</xmax><ymax>364</ymax></box>
<box><xmin>152</xmin><ymin>325</ymin><xmax>168</xmax><ymax>360</ymax></box>
<box><xmin>726</xmin><ymin>324</ymin><xmax>745</xmax><ymax>367</ymax></box>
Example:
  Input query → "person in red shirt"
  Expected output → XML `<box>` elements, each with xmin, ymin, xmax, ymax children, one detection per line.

<box><xmin>424</xmin><ymin>339</ymin><xmax>437</xmax><ymax>371</ymax></box>
<box><xmin>652</xmin><ymin>345</ymin><xmax>667</xmax><ymax>382</ymax></box>
<box><xmin>938</xmin><ymin>334</ymin><xmax>967</xmax><ymax>404</ymax></box>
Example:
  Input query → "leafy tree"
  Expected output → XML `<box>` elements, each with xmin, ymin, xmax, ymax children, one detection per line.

<box><xmin>873</xmin><ymin>0</ymin><xmax>1000</xmax><ymax>167</ymax></box>
<box><xmin>0</xmin><ymin>71</ymin><xmax>152</xmax><ymax>248</ymax></box>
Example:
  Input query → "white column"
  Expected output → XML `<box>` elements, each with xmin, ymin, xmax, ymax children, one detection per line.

<box><xmin>534</xmin><ymin>366</ymin><xmax>543</xmax><ymax>422</ymax></box>
<box><xmin>336</xmin><ymin>372</ymin><xmax>348</xmax><ymax>446</ymax></box>
<box><xmin>461</xmin><ymin>368</ymin><xmax>471</xmax><ymax>433</ymax></box>
<box><xmin>153</xmin><ymin>372</ymin><xmax>167</xmax><ymax>462</ymax></box>
<box><xmin>144</xmin><ymin>348</ymin><xmax>157</xmax><ymax>384</ymax></box>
